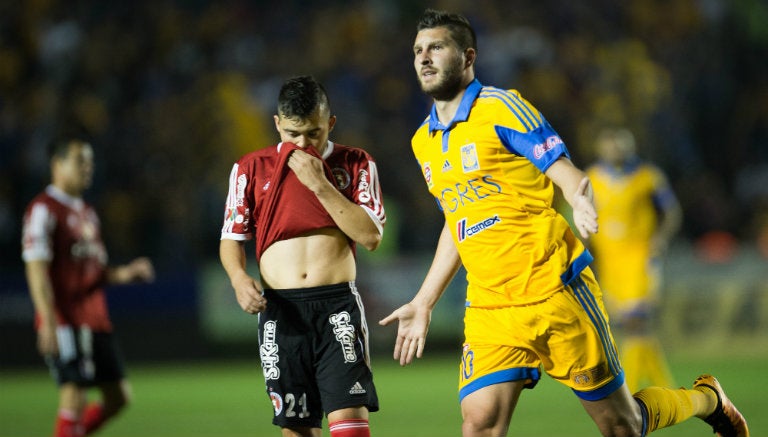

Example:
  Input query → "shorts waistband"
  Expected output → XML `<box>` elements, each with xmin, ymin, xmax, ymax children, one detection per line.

<box><xmin>264</xmin><ymin>281</ymin><xmax>355</xmax><ymax>301</ymax></box>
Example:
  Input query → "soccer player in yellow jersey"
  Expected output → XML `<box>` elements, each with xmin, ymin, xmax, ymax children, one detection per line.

<box><xmin>587</xmin><ymin>128</ymin><xmax>682</xmax><ymax>393</ymax></box>
<box><xmin>380</xmin><ymin>9</ymin><xmax>748</xmax><ymax>437</ymax></box>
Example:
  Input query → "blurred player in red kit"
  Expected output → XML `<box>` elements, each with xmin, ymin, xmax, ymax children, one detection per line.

<box><xmin>219</xmin><ymin>76</ymin><xmax>386</xmax><ymax>437</ymax></box>
<box><xmin>22</xmin><ymin>137</ymin><xmax>155</xmax><ymax>437</ymax></box>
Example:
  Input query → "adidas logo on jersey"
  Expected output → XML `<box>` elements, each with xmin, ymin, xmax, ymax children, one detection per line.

<box><xmin>349</xmin><ymin>382</ymin><xmax>366</xmax><ymax>395</ymax></box>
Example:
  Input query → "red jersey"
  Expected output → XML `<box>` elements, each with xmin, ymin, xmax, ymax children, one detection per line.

<box><xmin>221</xmin><ymin>141</ymin><xmax>386</xmax><ymax>261</ymax></box>
<box><xmin>21</xmin><ymin>185</ymin><xmax>112</xmax><ymax>332</ymax></box>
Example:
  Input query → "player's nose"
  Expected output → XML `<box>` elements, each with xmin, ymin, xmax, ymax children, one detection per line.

<box><xmin>296</xmin><ymin>136</ymin><xmax>312</xmax><ymax>148</ymax></box>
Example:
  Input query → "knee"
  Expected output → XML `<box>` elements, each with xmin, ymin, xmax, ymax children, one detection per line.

<box><xmin>103</xmin><ymin>382</ymin><xmax>132</xmax><ymax>416</ymax></box>
<box><xmin>595</xmin><ymin>410</ymin><xmax>644</xmax><ymax>437</ymax></box>
<box><xmin>461</xmin><ymin>409</ymin><xmax>508</xmax><ymax>437</ymax></box>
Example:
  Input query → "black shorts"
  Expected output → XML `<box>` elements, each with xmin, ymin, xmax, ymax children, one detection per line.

<box><xmin>45</xmin><ymin>325</ymin><xmax>126</xmax><ymax>387</ymax></box>
<box><xmin>258</xmin><ymin>281</ymin><xmax>379</xmax><ymax>428</ymax></box>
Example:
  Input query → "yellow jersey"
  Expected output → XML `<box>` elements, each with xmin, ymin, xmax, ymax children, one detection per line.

<box><xmin>586</xmin><ymin>159</ymin><xmax>676</xmax><ymax>302</ymax></box>
<box><xmin>412</xmin><ymin>79</ymin><xmax>590</xmax><ymax>307</ymax></box>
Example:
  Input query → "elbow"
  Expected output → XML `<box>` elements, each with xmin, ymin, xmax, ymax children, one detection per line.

<box><xmin>360</xmin><ymin>231</ymin><xmax>383</xmax><ymax>252</ymax></box>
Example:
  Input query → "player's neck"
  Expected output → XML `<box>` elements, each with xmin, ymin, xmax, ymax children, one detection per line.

<box><xmin>432</xmin><ymin>76</ymin><xmax>473</xmax><ymax>125</ymax></box>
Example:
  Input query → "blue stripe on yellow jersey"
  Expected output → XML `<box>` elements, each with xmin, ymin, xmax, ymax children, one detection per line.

<box><xmin>413</xmin><ymin>79</ymin><xmax>589</xmax><ymax>307</ymax></box>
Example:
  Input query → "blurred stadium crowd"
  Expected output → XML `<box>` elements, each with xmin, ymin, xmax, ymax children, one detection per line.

<box><xmin>1</xmin><ymin>0</ymin><xmax>767</xmax><ymax>274</ymax></box>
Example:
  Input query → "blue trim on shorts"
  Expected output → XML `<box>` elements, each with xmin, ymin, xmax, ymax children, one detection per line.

<box><xmin>571</xmin><ymin>277</ymin><xmax>622</xmax><ymax>376</ymax></box>
<box><xmin>572</xmin><ymin>370</ymin><xmax>625</xmax><ymax>401</ymax></box>
<box><xmin>459</xmin><ymin>366</ymin><xmax>541</xmax><ymax>402</ymax></box>
<box><xmin>560</xmin><ymin>250</ymin><xmax>593</xmax><ymax>285</ymax></box>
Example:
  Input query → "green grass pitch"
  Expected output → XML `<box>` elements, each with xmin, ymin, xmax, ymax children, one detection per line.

<box><xmin>1</xmin><ymin>354</ymin><xmax>763</xmax><ymax>436</ymax></box>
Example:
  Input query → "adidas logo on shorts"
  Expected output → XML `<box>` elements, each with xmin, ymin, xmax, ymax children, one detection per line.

<box><xmin>349</xmin><ymin>382</ymin><xmax>366</xmax><ymax>395</ymax></box>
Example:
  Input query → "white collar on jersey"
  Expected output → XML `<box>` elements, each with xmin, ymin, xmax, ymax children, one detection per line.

<box><xmin>46</xmin><ymin>185</ymin><xmax>85</xmax><ymax>211</ymax></box>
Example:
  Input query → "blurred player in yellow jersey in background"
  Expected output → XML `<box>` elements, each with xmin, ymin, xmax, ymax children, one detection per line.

<box><xmin>587</xmin><ymin>127</ymin><xmax>682</xmax><ymax>393</ymax></box>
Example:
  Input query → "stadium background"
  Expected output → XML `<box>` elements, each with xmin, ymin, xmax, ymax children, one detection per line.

<box><xmin>0</xmin><ymin>0</ymin><xmax>766</xmax><ymax>435</ymax></box>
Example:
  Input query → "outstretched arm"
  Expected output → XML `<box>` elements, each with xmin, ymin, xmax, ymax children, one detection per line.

<box><xmin>107</xmin><ymin>257</ymin><xmax>155</xmax><ymax>285</ymax></box>
<box><xmin>379</xmin><ymin>222</ymin><xmax>462</xmax><ymax>365</ymax></box>
<box><xmin>546</xmin><ymin>157</ymin><xmax>598</xmax><ymax>239</ymax></box>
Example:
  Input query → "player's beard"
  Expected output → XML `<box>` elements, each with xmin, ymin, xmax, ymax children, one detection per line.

<box><xmin>419</xmin><ymin>59</ymin><xmax>464</xmax><ymax>102</ymax></box>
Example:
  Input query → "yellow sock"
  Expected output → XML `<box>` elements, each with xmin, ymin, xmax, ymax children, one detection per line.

<box><xmin>633</xmin><ymin>387</ymin><xmax>698</xmax><ymax>433</ymax></box>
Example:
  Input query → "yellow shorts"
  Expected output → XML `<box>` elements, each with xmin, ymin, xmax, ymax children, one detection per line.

<box><xmin>459</xmin><ymin>269</ymin><xmax>624</xmax><ymax>401</ymax></box>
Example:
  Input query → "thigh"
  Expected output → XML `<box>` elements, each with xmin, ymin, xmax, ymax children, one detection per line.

<box><xmin>460</xmin><ymin>306</ymin><xmax>542</xmax><ymax>402</ymax></box>
<box><xmin>314</xmin><ymin>289</ymin><xmax>378</xmax><ymax>415</ymax></box>
<box><xmin>259</xmin><ymin>303</ymin><xmax>322</xmax><ymax>429</ymax></box>
<box><xmin>92</xmin><ymin>332</ymin><xmax>126</xmax><ymax>384</ymax></box>
<box><xmin>46</xmin><ymin>325</ymin><xmax>103</xmax><ymax>387</ymax></box>
<box><xmin>546</xmin><ymin>272</ymin><xmax>624</xmax><ymax>400</ymax></box>
<box><xmin>460</xmin><ymin>380</ymin><xmax>526</xmax><ymax>436</ymax></box>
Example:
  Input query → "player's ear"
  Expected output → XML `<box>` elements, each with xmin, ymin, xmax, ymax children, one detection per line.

<box><xmin>328</xmin><ymin>115</ymin><xmax>337</xmax><ymax>132</ymax></box>
<box><xmin>464</xmin><ymin>48</ymin><xmax>476</xmax><ymax>68</ymax></box>
<box><xmin>273</xmin><ymin>114</ymin><xmax>281</xmax><ymax>132</ymax></box>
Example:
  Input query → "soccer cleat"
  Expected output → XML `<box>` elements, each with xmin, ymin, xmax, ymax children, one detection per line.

<box><xmin>693</xmin><ymin>374</ymin><xmax>749</xmax><ymax>437</ymax></box>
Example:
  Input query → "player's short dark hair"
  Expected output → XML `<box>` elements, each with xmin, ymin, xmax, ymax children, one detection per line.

<box><xmin>417</xmin><ymin>9</ymin><xmax>477</xmax><ymax>52</ymax></box>
<box><xmin>46</xmin><ymin>120</ymin><xmax>92</xmax><ymax>161</ymax></box>
<box><xmin>277</xmin><ymin>76</ymin><xmax>331</xmax><ymax>119</ymax></box>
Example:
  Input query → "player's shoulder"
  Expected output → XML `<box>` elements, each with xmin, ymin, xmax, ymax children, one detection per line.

<box><xmin>635</xmin><ymin>160</ymin><xmax>665</xmax><ymax>177</ymax></box>
<box><xmin>236</xmin><ymin>144</ymin><xmax>278</xmax><ymax>163</ymax></box>
<box><xmin>476</xmin><ymin>85</ymin><xmax>541</xmax><ymax>127</ymax></box>
<box><xmin>477</xmin><ymin>86</ymin><xmax>527</xmax><ymax>106</ymax></box>
<box><xmin>329</xmin><ymin>142</ymin><xmax>373</xmax><ymax>160</ymax></box>
<box><xmin>25</xmin><ymin>189</ymin><xmax>58</xmax><ymax>210</ymax></box>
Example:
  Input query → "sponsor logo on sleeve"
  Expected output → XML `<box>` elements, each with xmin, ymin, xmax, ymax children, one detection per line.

<box><xmin>236</xmin><ymin>174</ymin><xmax>247</xmax><ymax>206</ymax></box>
<box><xmin>356</xmin><ymin>169</ymin><xmax>371</xmax><ymax>203</ymax></box>
<box><xmin>423</xmin><ymin>162</ymin><xmax>433</xmax><ymax>189</ymax></box>
<box><xmin>533</xmin><ymin>135</ymin><xmax>563</xmax><ymax>159</ymax></box>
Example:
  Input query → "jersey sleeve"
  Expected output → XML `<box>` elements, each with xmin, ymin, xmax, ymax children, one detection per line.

<box><xmin>220</xmin><ymin>162</ymin><xmax>254</xmax><ymax>241</ymax></box>
<box><xmin>495</xmin><ymin>116</ymin><xmax>570</xmax><ymax>173</ymax></box>
<box><xmin>21</xmin><ymin>202</ymin><xmax>56</xmax><ymax>262</ymax></box>
<box><xmin>350</xmin><ymin>152</ymin><xmax>386</xmax><ymax>235</ymax></box>
<box><xmin>649</xmin><ymin>165</ymin><xmax>678</xmax><ymax>211</ymax></box>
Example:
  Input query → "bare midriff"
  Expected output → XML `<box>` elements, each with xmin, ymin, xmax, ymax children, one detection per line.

<box><xmin>259</xmin><ymin>227</ymin><xmax>355</xmax><ymax>289</ymax></box>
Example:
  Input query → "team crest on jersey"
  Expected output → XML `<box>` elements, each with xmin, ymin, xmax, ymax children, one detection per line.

<box><xmin>422</xmin><ymin>162</ymin><xmax>433</xmax><ymax>189</ymax></box>
<box><xmin>332</xmin><ymin>167</ymin><xmax>351</xmax><ymax>190</ymax></box>
<box><xmin>461</xmin><ymin>143</ymin><xmax>480</xmax><ymax>173</ymax></box>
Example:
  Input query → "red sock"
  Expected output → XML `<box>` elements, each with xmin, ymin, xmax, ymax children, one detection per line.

<box><xmin>82</xmin><ymin>403</ymin><xmax>106</xmax><ymax>435</ymax></box>
<box><xmin>54</xmin><ymin>410</ymin><xmax>83</xmax><ymax>437</ymax></box>
<box><xmin>329</xmin><ymin>419</ymin><xmax>371</xmax><ymax>437</ymax></box>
